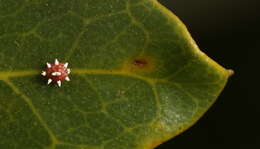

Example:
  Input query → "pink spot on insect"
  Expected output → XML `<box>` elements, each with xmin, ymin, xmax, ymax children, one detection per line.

<box><xmin>41</xmin><ymin>59</ymin><xmax>70</xmax><ymax>87</ymax></box>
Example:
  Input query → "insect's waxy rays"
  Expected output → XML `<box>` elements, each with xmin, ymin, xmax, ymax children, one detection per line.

<box><xmin>41</xmin><ymin>59</ymin><xmax>71</xmax><ymax>87</ymax></box>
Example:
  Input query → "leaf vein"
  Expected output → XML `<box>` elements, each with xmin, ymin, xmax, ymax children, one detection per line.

<box><xmin>3</xmin><ymin>79</ymin><xmax>59</xmax><ymax>147</ymax></box>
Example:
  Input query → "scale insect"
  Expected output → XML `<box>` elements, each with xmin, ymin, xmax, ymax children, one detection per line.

<box><xmin>41</xmin><ymin>59</ymin><xmax>71</xmax><ymax>87</ymax></box>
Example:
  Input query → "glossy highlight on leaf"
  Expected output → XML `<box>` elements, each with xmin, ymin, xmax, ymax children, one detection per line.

<box><xmin>0</xmin><ymin>0</ymin><xmax>232</xmax><ymax>149</ymax></box>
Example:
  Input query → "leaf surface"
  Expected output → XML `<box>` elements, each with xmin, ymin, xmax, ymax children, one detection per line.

<box><xmin>0</xmin><ymin>0</ymin><xmax>232</xmax><ymax>149</ymax></box>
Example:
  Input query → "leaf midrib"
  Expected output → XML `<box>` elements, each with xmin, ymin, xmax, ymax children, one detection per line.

<box><xmin>0</xmin><ymin>69</ymin><xmax>164</xmax><ymax>84</ymax></box>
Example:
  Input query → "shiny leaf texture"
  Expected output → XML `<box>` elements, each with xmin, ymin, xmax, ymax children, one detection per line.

<box><xmin>0</xmin><ymin>0</ymin><xmax>232</xmax><ymax>149</ymax></box>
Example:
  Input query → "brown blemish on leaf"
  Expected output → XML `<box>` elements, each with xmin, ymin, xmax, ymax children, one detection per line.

<box><xmin>133</xmin><ymin>59</ymin><xmax>148</xmax><ymax>67</ymax></box>
<box><xmin>116</xmin><ymin>90</ymin><xmax>126</xmax><ymax>96</ymax></box>
<box><xmin>121</xmin><ymin>56</ymin><xmax>156</xmax><ymax>73</ymax></box>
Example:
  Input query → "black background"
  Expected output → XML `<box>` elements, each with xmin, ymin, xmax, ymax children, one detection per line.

<box><xmin>155</xmin><ymin>0</ymin><xmax>258</xmax><ymax>148</ymax></box>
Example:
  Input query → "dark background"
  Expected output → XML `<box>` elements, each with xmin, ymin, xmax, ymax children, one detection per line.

<box><xmin>156</xmin><ymin>0</ymin><xmax>258</xmax><ymax>148</ymax></box>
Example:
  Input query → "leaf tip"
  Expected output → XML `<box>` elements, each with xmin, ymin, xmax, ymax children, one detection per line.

<box><xmin>227</xmin><ymin>69</ymin><xmax>234</xmax><ymax>77</ymax></box>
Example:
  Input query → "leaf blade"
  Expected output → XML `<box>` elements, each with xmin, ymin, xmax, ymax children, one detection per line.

<box><xmin>0</xmin><ymin>0</ymin><xmax>232</xmax><ymax>149</ymax></box>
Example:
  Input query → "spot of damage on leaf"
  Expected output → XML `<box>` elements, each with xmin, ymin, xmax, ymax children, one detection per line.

<box><xmin>133</xmin><ymin>59</ymin><xmax>147</xmax><ymax>67</ymax></box>
<box><xmin>121</xmin><ymin>56</ymin><xmax>156</xmax><ymax>74</ymax></box>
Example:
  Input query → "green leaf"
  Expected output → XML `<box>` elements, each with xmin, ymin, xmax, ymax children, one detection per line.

<box><xmin>0</xmin><ymin>0</ymin><xmax>232</xmax><ymax>149</ymax></box>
